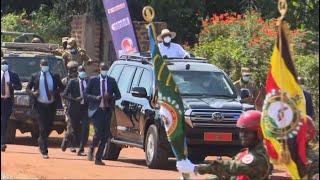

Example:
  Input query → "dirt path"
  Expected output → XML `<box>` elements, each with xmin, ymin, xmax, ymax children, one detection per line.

<box><xmin>1</xmin><ymin>131</ymin><xmax>289</xmax><ymax>179</ymax></box>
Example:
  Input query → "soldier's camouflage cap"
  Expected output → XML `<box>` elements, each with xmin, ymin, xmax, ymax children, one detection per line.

<box><xmin>62</xmin><ymin>37</ymin><xmax>69</xmax><ymax>43</ymax></box>
<box><xmin>241</xmin><ymin>67</ymin><xmax>251</xmax><ymax>76</ymax></box>
<box><xmin>67</xmin><ymin>61</ymin><xmax>79</xmax><ymax>69</ymax></box>
<box><xmin>67</xmin><ymin>38</ymin><xmax>77</xmax><ymax>48</ymax></box>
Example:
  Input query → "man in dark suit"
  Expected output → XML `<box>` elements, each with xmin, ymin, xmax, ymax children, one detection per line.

<box><xmin>85</xmin><ymin>63</ymin><xmax>121</xmax><ymax>165</ymax></box>
<box><xmin>61</xmin><ymin>65</ymin><xmax>89</xmax><ymax>156</ymax></box>
<box><xmin>1</xmin><ymin>59</ymin><xmax>22</xmax><ymax>152</ymax></box>
<box><xmin>26</xmin><ymin>59</ymin><xmax>64</xmax><ymax>159</ymax></box>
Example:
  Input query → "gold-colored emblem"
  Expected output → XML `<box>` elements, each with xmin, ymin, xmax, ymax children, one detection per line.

<box><xmin>142</xmin><ymin>6</ymin><xmax>155</xmax><ymax>23</ymax></box>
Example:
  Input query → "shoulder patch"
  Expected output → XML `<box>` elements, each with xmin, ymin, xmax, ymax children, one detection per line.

<box><xmin>241</xmin><ymin>154</ymin><xmax>254</xmax><ymax>165</ymax></box>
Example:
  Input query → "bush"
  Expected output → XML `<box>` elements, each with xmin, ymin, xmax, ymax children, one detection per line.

<box><xmin>192</xmin><ymin>11</ymin><xmax>319</xmax><ymax>123</ymax></box>
<box><xmin>1</xmin><ymin>5</ymin><xmax>68</xmax><ymax>44</ymax></box>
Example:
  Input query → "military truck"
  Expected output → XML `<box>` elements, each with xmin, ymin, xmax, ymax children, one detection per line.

<box><xmin>1</xmin><ymin>32</ymin><xmax>67</xmax><ymax>143</ymax></box>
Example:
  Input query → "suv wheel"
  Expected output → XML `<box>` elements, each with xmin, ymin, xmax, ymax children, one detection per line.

<box><xmin>102</xmin><ymin>138</ymin><xmax>121</xmax><ymax>160</ymax></box>
<box><xmin>5</xmin><ymin>120</ymin><xmax>16</xmax><ymax>144</ymax></box>
<box><xmin>145</xmin><ymin>124</ymin><xmax>168</xmax><ymax>169</ymax></box>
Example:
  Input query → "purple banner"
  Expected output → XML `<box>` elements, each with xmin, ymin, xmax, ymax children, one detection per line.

<box><xmin>102</xmin><ymin>0</ymin><xmax>139</xmax><ymax>58</ymax></box>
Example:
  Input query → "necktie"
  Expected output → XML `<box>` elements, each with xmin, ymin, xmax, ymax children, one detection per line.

<box><xmin>80</xmin><ymin>79</ymin><xmax>85</xmax><ymax>96</ymax></box>
<box><xmin>44</xmin><ymin>72</ymin><xmax>52</xmax><ymax>101</ymax></box>
<box><xmin>1</xmin><ymin>72</ymin><xmax>6</xmax><ymax>96</ymax></box>
<box><xmin>102</xmin><ymin>78</ymin><xmax>108</xmax><ymax>108</ymax></box>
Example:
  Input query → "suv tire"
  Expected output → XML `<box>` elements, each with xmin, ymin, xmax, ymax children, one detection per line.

<box><xmin>102</xmin><ymin>138</ymin><xmax>121</xmax><ymax>160</ymax></box>
<box><xmin>5</xmin><ymin>120</ymin><xmax>16</xmax><ymax>144</ymax></box>
<box><xmin>145</xmin><ymin>124</ymin><xmax>168</xmax><ymax>169</ymax></box>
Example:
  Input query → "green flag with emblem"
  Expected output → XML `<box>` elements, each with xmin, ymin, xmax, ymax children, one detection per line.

<box><xmin>147</xmin><ymin>23</ymin><xmax>187</xmax><ymax>161</ymax></box>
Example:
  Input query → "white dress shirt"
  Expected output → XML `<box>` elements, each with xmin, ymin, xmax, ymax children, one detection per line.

<box><xmin>99</xmin><ymin>75</ymin><xmax>108</xmax><ymax>108</ymax></box>
<box><xmin>38</xmin><ymin>71</ymin><xmax>54</xmax><ymax>104</ymax></box>
<box><xmin>158</xmin><ymin>42</ymin><xmax>190</xmax><ymax>58</ymax></box>
<box><xmin>1</xmin><ymin>70</ymin><xmax>11</xmax><ymax>98</ymax></box>
<box><xmin>78</xmin><ymin>78</ymin><xmax>87</xmax><ymax>104</ymax></box>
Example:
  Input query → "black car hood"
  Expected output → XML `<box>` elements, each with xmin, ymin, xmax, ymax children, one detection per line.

<box><xmin>182</xmin><ymin>96</ymin><xmax>244</xmax><ymax>110</ymax></box>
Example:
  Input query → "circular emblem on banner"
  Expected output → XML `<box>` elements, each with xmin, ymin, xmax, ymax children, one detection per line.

<box><xmin>241</xmin><ymin>154</ymin><xmax>254</xmax><ymax>165</ymax></box>
<box><xmin>159</xmin><ymin>102</ymin><xmax>178</xmax><ymax>137</ymax></box>
<box><xmin>261</xmin><ymin>90</ymin><xmax>301</xmax><ymax>140</ymax></box>
<box><xmin>121</xmin><ymin>37</ymin><xmax>134</xmax><ymax>53</ymax></box>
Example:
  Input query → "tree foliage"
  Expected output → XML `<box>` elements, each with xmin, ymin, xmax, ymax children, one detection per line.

<box><xmin>192</xmin><ymin>11</ymin><xmax>319</xmax><ymax>122</ymax></box>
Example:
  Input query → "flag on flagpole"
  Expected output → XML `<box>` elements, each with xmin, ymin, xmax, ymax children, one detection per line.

<box><xmin>261</xmin><ymin>22</ymin><xmax>309</xmax><ymax>179</ymax></box>
<box><xmin>147</xmin><ymin>23</ymin><xmax>187</xmax><ymax>161</ymax></box>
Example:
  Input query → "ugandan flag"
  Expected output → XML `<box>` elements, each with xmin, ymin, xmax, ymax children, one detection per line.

<box><xmin>262</xmin><ymin>22</ymin><xmax>309</xmax><ymax>179</ymax></box>
<box><xmin>147</xmin><ymin>24</ymin><xmax>187</xmax><ymax>161</ymax></box>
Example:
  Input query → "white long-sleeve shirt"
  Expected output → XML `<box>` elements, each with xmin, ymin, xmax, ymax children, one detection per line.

<box><xmin>158</xmin><ymin>42</ymin><xmax>190</xmax><ymax>58</ymax></box>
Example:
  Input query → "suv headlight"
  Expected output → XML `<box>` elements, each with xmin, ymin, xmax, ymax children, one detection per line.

<box><xmin>14</xmin><ymin>95</ymin><xmax>30</xmax><ymax>106</ymax></box>
<box><xmin>184</xmin><ymin>109</ymin><xmax>193</xmax><ymax>128</ymax></box>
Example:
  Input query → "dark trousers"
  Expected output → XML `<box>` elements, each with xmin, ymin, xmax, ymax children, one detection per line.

<box><xmin>90</xmin><ymin>108</ymin><xmax>111</xmax><ymax>160</ymax></box>
<box><xmin>1</xmin><ymin>98</ymin><xmax>13</xmax><ymax>146</ymax></box>
<box><xmin>36</xmin><ymin>102</ymin><xmax>56</xmax><ymax>155</ymax></box>
<box><xmin>63</xmin><ymin>104</ymin><xmax>89</xmax><ymax>150</ymax></box>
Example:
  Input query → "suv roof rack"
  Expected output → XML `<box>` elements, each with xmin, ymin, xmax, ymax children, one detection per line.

<box><xmin>2</xmin><ymin>42</ymin><xmax>59</xmax><ymax>53</ymax></box>
<box><xmin>166</xmin><ymin>59</ymin><xmax>208</xmax><ymax>63</ymax></box>
<box><xmin>1</xmin><ymin>31</ymin><xmax>45</xmax><ymax>43</ymax></box>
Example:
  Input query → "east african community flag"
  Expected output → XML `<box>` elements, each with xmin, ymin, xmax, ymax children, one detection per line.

<box><xmin>147</xmin><ymin>24</ymin><xmax>187</xmax><ymax>161</ymax></box>
<box><xmin>261</xmin><ymin>22</ymin><xmax>309</xmax><ymax>179</ymax></box>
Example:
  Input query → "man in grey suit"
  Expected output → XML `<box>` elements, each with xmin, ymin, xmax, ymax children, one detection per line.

<box><xmin>84</xmin><ymin>63</ymin><xmax>121</xmax><ymax>165</ymax></box>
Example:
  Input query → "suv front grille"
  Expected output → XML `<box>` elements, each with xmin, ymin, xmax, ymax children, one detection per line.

<box><xmin>190</xmin><ymin>109</ymin><xmax>243</xmax><ymax>128</ymax></box>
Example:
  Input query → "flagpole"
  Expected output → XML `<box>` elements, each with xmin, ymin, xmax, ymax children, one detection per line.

<box><xmin>142</xmin><ymin>6</ymin><xmax>191</xmax><ymax>180</ymax></box>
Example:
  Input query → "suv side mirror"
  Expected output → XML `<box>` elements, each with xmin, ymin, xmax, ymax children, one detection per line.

<box><xmin>131</xmin><ymin>87</ymin><xmax>147</xmax><ymax>98</ymax></box>
<box><xmin>240</xmin><ymin>88</ymin><xmax>251</xmax><ymax>100</ymax></box>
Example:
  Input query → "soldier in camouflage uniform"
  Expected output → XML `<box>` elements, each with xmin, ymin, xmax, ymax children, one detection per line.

<box><xmin>234</xmin><ymin>68</ymin><xmax>258</xmax><ymax>105</ymax></box>
<box><xmin>60</xmin><ymin>61</ymin><xmax>79</xmax><ymax>153</ymax></box>
<box><xmin>63</xmin><ymin>38</ymin><xmax>93</xmax><ymax>67</ymax></box>
<box><xmin>194</xmin><ymin>110</ymin><xmax>272</xmax><ymax>180</ymax></box>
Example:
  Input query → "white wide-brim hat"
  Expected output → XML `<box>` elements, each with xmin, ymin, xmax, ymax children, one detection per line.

<box><xmin>157</xmin><ymin>29</ymin><xmax>176</xmax><ymax>42</ymax></box>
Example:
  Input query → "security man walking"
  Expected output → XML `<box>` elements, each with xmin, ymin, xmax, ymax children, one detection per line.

<box><xmin>1</xmin><ymin>59</ymin><xmax>22</xmax><ymax>152</ymax></box>
<box><xmin>26</xmin><ymin>59</ymin><xmax>64</xmax><ymax>159</ymax></box>
<box><xmin>85</xmin><ymin>63</ymin><xmax>121</xmax><ymax>165</ymax></box>
<box><xmin>61</xmin><ymin>61</ymin><xmax>79</xmax><ymax>153</ymax></box>
<box><xmin>193</xmin><ymin>110</ymin><xmax>271</xmax><ymax>179</ymax></box>
<box><xmin>61</xmin><ymin>65</ymin><xmax>89</xmax><ymax>156</ymax></box>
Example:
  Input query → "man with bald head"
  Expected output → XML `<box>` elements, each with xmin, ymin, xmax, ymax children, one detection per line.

<box><xmin>84</xmin><ymin>62</ymin><xmax>121</xmax><ymax>165</ymax></box>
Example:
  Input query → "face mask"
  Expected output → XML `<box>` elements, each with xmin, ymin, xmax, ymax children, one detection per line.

<box><xmin>1</xmin><ymin>64</ymin><xmax>8</xmax><ymax>71</ymax></box>
<box><xmin>163</xmin><ymin>36</ymin><xmax>172</xmax><ymax>43</ymax></box>
<box><xmin>100</xmin><ymin>70</ymin><xmax>108</xmax><ymax>77</ymax></box>
<box><xmin>242</xmin><ymin>76</ymin><xmax>250</xmax><ymax>82</ymax></box>
<box><xmin>41</xmin><ymin>66</ymin><xmax>49</xmax><ymax>72</ymax></box>
<box><xmin>79</xmin><ymin>71</ymin><xmax>87</xmax><ymax>79</ymax></box>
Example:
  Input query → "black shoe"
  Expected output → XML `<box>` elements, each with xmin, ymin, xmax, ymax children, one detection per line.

<box><xmin>61</xmin><ymin>140</ymin><xmax>67</xmax><ymax>152</ymax></box>
<box><xmin>1</xmin><ymin>145</ymin><xmax>7</xmax><ymax>152</ymax></box>
<box><xmin>95</xmin><ymin>159</ymin><xmax>105</xmax><ymax>166</ymax></box>
<box><xmin>70</xmin><ymin>147</ymin><xmax>76</xmax><ymax>153</ymax></box>
<box><xmin>77</xmin><ymin>149</ymin><xmax>86</xmax><ymax>156</ymax></box>
<box><xmin>42</xmin><ymin>154</ymin><xmax>49</xmax><ymax>159</ymax></box>
<box><xmin>87</xmin><ymin>149</ymin><xmax>94</xmax><ymax>161</ymax></box>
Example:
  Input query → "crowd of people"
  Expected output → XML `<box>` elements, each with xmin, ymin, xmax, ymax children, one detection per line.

<box><xmin>0</xmin><ymin>28</ymin><xmax>318</xmax><ymax>179</ymax></box>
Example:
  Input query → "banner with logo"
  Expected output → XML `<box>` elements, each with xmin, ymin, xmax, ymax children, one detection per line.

<box><xmin>102</xmin><ymin>0</ymin><xmax>139</xmax><ymax>58</ymax></box>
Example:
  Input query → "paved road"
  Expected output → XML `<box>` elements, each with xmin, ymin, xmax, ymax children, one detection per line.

<box><xmin>1</xmin><ymin>131</ymin><xmax>289</xmax><ymax>179</ymax></box>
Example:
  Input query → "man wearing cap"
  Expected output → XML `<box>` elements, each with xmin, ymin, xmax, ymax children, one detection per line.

<box><xmin>61</xmin><ymin>65</ymin><xmax>89</xmax><ymax>156</ymax></box>
<box><xmin>157</xmin><ymin>29</ymin><xmax>190</xmax><ymax>59</ymax></box>
<box><xmin>60</xmin><ymin>61</ymin><xmax>80</xmax><ymax>153</ymax></box>
<box><xmin>64</xmin><ymin>38</ymin><xmax>93</xmax><ymax>66</ymax></box>
<box><xmin>1</xmin><ymin>59</ymin><xmax>22</xmax><ymax>152</ymax></box>
<box><xmin>234</xmin><ymin>67</ymin><xmax>258</xmax><ymax>106</ymax></box>
<box><xmin>53</xmin><ymin>37</ymin><xmax>69</xmax><ymax>58</ymax></box>
<box><xmin>192</xmin><ymin>110</ymin><xmax>272</xmax><ymax>179</ymax></box>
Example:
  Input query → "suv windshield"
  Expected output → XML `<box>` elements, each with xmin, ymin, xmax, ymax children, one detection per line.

<box><xmin>172</xmin><ymin>71</ymin><xmax>237</xmax><ymax>98</ymax></box>
<box><xmin>5</xmin><ymin>56</ymin><xmax>67</xmax><ymax>82</ymax></box>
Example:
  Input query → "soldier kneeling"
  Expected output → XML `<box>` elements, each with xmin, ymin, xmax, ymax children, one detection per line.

<box><xmin>194</xmin><ymin>110</ymin><xmax>272</xmax><ymax>180</ymax></box>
